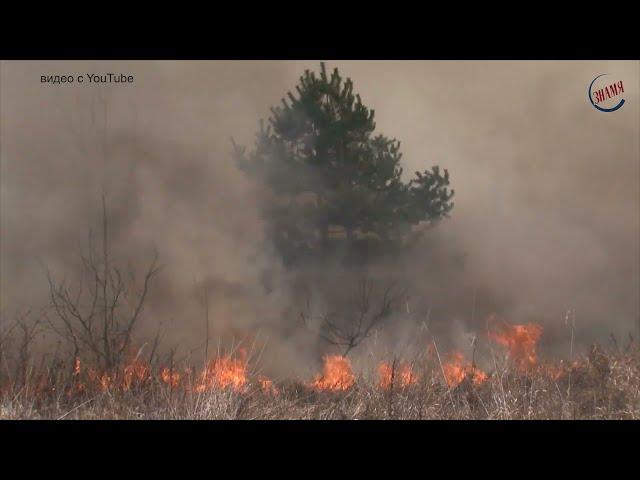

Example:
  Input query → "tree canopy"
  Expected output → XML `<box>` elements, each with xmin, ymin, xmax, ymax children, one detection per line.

<box><xmin>232</xmin><ymin>63</ymin><xmax>454</xmax><ymax>265</ymax></box>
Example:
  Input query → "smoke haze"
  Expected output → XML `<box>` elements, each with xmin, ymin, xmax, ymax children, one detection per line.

<box><xmin>1</xmin><ymin>60</ymin><xmax>638</xmax><ymax>375</ymax></box>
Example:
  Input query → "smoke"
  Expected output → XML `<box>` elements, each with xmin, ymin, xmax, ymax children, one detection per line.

<box><xmin>1</xmin><ymin>60</ymin><xmax>638</xmax><ymax>375</ymax></box>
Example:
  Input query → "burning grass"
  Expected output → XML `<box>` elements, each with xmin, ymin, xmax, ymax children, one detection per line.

<box><xmin>488</xmin><ymin>319</ymin><xmax>543</xmax><ymax>370</ymax></box>
<box><xmin>1</xmin><ymin>321</ymin><xmax>639</xmax><ymax>419</ymax></box>
<box><xmin>442</xmin><ymin>352</ymin><xmax>488</xmax><ymax>388</ymax></box>
<box><xmin>378</xmin><ymin>361</ymin><xmax>419</xmax><ymax>390</ymax></box>
<box><xmin>192</xmin><ymin>350</ymin><xmax>248</xmax><ymax>393</ymax></box>
<box><xmin>311</xmin><ymin>355</ymin><xmax>356</xmax><ymax>392</ymax></box>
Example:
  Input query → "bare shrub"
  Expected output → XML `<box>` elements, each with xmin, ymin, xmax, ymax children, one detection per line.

<box><xmin>301</xmin><ymin>276</ymin><xmax>400</xmax><ymax>356</ymax></box>
<box><xmin>44</xmin><ymin>196</ymin><xmax>160</xmax><ymax>372</ymax></box>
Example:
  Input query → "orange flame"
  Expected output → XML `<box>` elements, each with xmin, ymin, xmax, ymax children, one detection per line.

<box><xmin>73</xmin><ymin>357</ymin><xmax>81</xmax><ymax>376</ymax></box>
<box><xmin>160</xmin><ymin>367</ymin><xmax>182</xmax><ymax>388</ymax></box>
<box><xmin>545</xmin><ymin>359</ymin><xmax>581</xmax><ymax>380</ymax></box>
<box><xmin>258</xmin><ymin>375</ymin><xmax>279</xmax><ymax>395</ymax></box>
<box><xmin>489</xmin><ymin>322</ymin><xmax>543</xmax><ymax>370</ymax></box>
<box><xmin>122</xmin><ymin>357</ymin><xmax>151</xmax><ymax>390</ymax></box>
<box><xmin>442</xmin><ymin>352</ymin><xmax>488</xmax><ymax>388</ymax></box>
<box><xmin>193</xmin><ymin>352</ymin><xmax>248</xmax><ymax>393</ymax></box>
<box><xmin>86</xmin><ymin>369</ymin><xmax>113</xmax><ymax>392</ymax></box>
<box><xmin>311</xmin><ymin>355</ymin><xmax>355</xmax><ymax>391</ymax></box>
<box><xmin>378</xmin><ymin>361</ymin><xmax>418</xmax><ymax>390</ymax></box>
<box><xmin>68</xmin><ymin>358</ymin><xmax>85</xmax><ymax>396</ymax></box>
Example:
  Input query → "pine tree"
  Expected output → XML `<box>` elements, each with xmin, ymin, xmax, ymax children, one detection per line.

<box><xmin>232</xmin><ymin>63</ymin><xmax>454</xmax><ymax>265</ymax></box>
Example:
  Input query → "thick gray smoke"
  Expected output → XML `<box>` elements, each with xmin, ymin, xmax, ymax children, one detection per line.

<box><xmin>1</xmin><ymin>61</ymin><xmax>638</xmax><ymax>376</ymax></box>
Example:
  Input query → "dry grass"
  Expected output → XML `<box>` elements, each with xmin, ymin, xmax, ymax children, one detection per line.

<box><xmin>2</xmin><ymin>346</ymin><xmax>638</xmax><ymax>420</ymax></box>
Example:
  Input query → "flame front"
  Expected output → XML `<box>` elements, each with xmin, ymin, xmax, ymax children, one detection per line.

<box><xmin>311</xmin><ymin>355</ymin><xmax>355</xmax><ymax>391</ymax></box>
<box><xmin>10</xmin><ymin>321</ymin><xmax>566</xmax><ymax>403</ymax></box>
<box><xmin>442</xmin><ymin>352</ymin><xmax>488</xmax><ymax>388</ymax></box>
<box><xmin>193</xmin><ymin>353</ymin><xmax>248</xmax><ymax>393</ymax></box>
<box><xmin>489</xmin><ymin>322</ymin><xmax>543</xmax><ymax>370</ymax></box>
<box><xmin>378</xmin><ymin>361</ymin><xmax>418</xmax><ymax>389</ymax></box>
<box><xmin>122</xmin><ymin>357</ymin><xmax>151</xmax><ymax>390</ymax></box>
<box><xmin>160</xmin><ymin>367</ymin><xmax>182</xmax><ymax>388</ymax></box>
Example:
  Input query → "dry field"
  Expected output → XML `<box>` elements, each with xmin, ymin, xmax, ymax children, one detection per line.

<box><xmin>1</xmin><ymin>330</ymin><xmax>638</xmax><ymax>420</ymax></box>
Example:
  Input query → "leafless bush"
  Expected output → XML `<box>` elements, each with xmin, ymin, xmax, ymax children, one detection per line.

<box><xmin>301</xmin><ymin>276</ymin><xmax>401</xmax><ymax>356</ymax></box>
<box><xmin>44</xmin><ymin>196</ymin><xmax>160</xmax><ymax>372</ymax></box>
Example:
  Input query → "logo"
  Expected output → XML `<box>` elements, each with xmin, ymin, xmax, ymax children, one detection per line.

<box><xmin>588</xmin><ymin>74</ymin><xmax>625</xmax><ymax>112</ymax></box>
